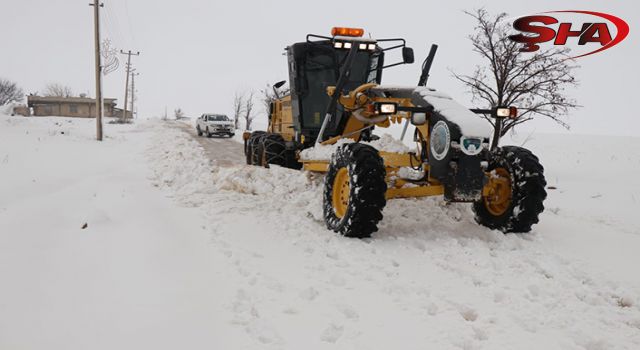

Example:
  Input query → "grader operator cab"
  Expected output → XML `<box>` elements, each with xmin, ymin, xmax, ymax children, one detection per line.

<box><xmin>244</xmin><ymin>27</ymin><xmax>547</xmax><ymax>238</ymax></box>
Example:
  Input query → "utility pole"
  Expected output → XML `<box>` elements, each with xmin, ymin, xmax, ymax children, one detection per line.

<box><xmin>119</xmin><ymin>50</ymin><xmax>139</xmax><ymax>121</ymax></box>
<box><xmin>130</xmin><ymin>70</ymin><xmax>139</xmax><ymax>119</ymax></box>
<box><xmin>90</xmin><ymin>0</ymin><xmax>104</xmax><ymax>140</ymax></box>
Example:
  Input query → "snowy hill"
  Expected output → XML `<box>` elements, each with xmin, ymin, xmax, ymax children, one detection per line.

<box><xmin>1</xmin><ymin>114</ymin><xmax>639</xmax><ymax>350</ymax></box>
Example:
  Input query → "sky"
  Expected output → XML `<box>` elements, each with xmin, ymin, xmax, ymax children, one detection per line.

<box><xmin>1</xmin><ymin>0</ymin><xmax>638</xmax><ymax>136</ymax></box>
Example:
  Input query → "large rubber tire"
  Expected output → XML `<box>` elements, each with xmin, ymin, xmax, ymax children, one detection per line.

<box><xmin>260</xmin><ymin>134</ymin><xmax>287</xmax><ymax>168</ymax></box>
<box><xmin>284</xmin><ymin>150</ymin><xmax>303</xmax><ymax>170</ymax></box>
<box><xmin>245</xmin><ymin>131</ymin><xmax>265</xmax><ymax>165</ymax></box>
<box><xmin>206</xmin><ymin>127</ymin><xmax>212</xmax><ymax>138</ymax></box>
<box><xmin>473</xmin><ymin>146</ymin><xmax>547</xmax><ymax>233</ymax></box>
<box><xmin>251</xmin><ymin>133</ymin><xmax>267</xmax><ymax>165</ymax></box>
<box><xmin>323</xmin><ymin>143</ymin><xmax>387</xmax><ymax>238</ymax></box>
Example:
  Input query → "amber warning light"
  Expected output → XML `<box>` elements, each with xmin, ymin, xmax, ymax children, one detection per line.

<box><xmin>331</xmin><ymin>27</ymin><xmax>364</xmax><ymax>37</ymax></box>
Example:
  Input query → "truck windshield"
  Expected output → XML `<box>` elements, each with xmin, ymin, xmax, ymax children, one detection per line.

<box><xmin>208</xmin><ymin>115</ymin><xmax>229</xmax><ymax>121</ymax></box>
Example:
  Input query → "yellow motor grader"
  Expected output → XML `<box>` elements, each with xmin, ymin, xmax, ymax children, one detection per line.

<box><xmin>244</xmin><ymin>27</ymin><xmax>546</xmax><ymax>238</ymax></box>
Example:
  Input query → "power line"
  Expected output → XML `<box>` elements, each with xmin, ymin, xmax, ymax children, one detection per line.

<box><xmin>103</xmin><ymin>4</ymin><xmax>127</xmax><ymax>48</ymax></box>
<box><xmin>123</xmin><ymin>0</ymin><xmax>137</xmax><ymax>46</ymax></box>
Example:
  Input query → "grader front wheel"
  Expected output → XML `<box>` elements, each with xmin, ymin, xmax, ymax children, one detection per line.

<box><xmin>483</xmin><ymin>167</ymin><xmax>512</xmax><ymax>216</ymax></box>
<box><xmin>331</xmin><ymin>167</ymin><xmax>350</xmax><ymax>218</ymax></box>
<box><xmin>473</xmin><ymin>146</ymin><xmax>547</xmax><ymax>233</ymax></box>
<box><xmin>323</xmin><ymin>143</ymin><xmax>387</xmax><ymax>238</ymax></box>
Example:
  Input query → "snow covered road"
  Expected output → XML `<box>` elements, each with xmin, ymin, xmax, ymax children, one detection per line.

<box><xmin>178</xmin><ymin>122</ymin><xmax>245</xmax><ymax>167</ymax></box>
<box><xmin>1</xmin><ymin>115</ymin><xmax>639</xmax><ymax>350</ymax></box>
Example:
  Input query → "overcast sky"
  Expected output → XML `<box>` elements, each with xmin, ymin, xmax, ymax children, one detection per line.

<box><xmin>1</xmin><ymin>0</ymin><xmax>638</xmax><ymax>136</ymax></box>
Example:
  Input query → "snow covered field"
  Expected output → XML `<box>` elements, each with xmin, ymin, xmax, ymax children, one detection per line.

<box><xmin>1</xmin><ymin>114</ymin><xmax>639</xmax><ymax>349</ymax></box>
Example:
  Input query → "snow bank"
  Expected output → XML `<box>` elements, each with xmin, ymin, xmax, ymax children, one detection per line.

<box><xmin>0</xmin><ymin>115</ymin><xmax>246</xmax><ymax>350</ymax></box>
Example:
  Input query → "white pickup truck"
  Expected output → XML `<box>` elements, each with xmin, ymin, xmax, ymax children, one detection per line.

<box><xmin>196</xmin><ymin>114</ymin><xmax>235</xmax><ymax>138</ymax></box>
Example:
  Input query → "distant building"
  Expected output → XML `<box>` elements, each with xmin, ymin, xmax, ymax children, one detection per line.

<box><xmin>26</xmin><ymin>96</ymin><xmax>119</xmax><ymax>118</ymax></box>
<box><xmin>11</xmin><ymin>105</ymin><xmax>30</xmax><ymax>117</ymax></box>
<box><xmin>113</xmin><ymin>107</ymin><xmax>133</xmax><ymax>119</ymax></box>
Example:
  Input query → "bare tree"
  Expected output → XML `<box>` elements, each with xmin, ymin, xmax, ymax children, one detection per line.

<box><xmin>232</xmin><ymin>92</ymin><xmax>244</xmax><ymax>130</ymax></box>
<box><xmin>0</xmin><ymin>78</ymin><xmax>23</xmax><ymax>105</ymax></box>
<box><xmin>452</xmin><ymin>9</ymin><xmax>579</xmax><ymax>147</ymax></box>
<box><xmin>243</xmin><ymin>91</ymin><xmax>255</xmax><ymax>131</ymax></box>
<box><xmin>43</xmin><ymin>83</ymin><xmax>74</xmax><ymax>98</ymax></box>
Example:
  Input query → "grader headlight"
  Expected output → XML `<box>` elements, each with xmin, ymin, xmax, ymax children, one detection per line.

<box><xmin>495</xmin><ymin>106</ymin><xmax>518</xmax><ymax>119</ymax></box>
<box><xmin>375</xmin><ymin>102</ymin><xmax>398</xmax><ymax>115</ymax></box>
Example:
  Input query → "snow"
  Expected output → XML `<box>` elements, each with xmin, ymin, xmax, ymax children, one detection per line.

<box><xmin>299</xmin><ymin>133</ymin><xmax>412</xmax><ymax>161</ymax></box>
<box><xmin>416</xmin><ymin>86</ymin><xmax>493</xmax><ymax>138</ymax></box>
<box><xmin>1</xmin><ymin>113</ymin><xmax>640</xmax><ymax>349</ymax></box>
<box><xmin>0</xmin><ymin>116</ymin><xmax>244</xmax><ymax>349</ymax></box>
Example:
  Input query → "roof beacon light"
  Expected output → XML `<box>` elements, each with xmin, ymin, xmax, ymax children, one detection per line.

<box><xmin>331</xmin><ymin>27</ymin><xmax>364</xmax><ymax>37</ymax></box>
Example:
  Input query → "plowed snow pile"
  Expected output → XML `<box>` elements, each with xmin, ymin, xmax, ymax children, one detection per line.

<box><xmin>146</xmin><ymin>122</ymin><xmax>640</xmax><ymax>350</ymax></box>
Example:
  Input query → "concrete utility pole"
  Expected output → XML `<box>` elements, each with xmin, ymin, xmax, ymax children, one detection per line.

<box><xmin>130</xmin><ymin>70</ymin><xmax>139</xmax><ymax>118</ymax></box>
<box><xmin>90</xmin><ymin>0</ymin><xmax>104</xmax><ymax>140</ymax></box>
<box><xmin>119</xmin><ymin>50</ymin><xmax>139</xmax><ymax>121</ymax></box>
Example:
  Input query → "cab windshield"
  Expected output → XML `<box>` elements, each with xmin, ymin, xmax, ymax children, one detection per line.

<box><xmin>300</xmin><ymin>48</ymin><xmax>379</xmax><ymax>130</ymax></box>
<box><xmin>208</xmin><ymin>115</ymin><xmax>229</xmax><ymax>121</ymax></box>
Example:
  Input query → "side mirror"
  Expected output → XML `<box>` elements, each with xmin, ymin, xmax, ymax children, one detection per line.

<box><xmin>273</xmin><ymin>80</ymin><xmax>286</xmax><ymax>99</ymax></box>
<box><xmin>403</xmin><ymin>47</ymin><xmax>415</xmax><ymax>64</ymax></box>
<box><xmin>411</xmin><ymin>112</ymin><xmax>427</xmax><ymax>125</ymax></box>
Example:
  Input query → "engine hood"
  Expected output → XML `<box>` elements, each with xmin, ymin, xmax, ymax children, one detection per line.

<box><xmin>371</xmin><ymin>85</ymin><xmax>493</xmax><ymax>139</ymax></box>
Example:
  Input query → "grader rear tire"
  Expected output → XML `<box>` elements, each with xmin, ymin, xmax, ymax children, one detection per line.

<box><xmin>251</xmin><ymin>134</ymin><xmax>267</xmax><ymax>165</ymax></box>
<box><xmin>245</xmin><ymin>131</ymin><xmax>265</xmax><ymax>165</ymax></box>
<box><xmin>323</xmin><ymin>143</ymin><xmax>387</xmax><ymax>238</ymax></box>
<box><xmin>473</xmin><ymin>146</ymin><xmax>547</xmax><ymax>233</ymax></box>
<box><xmin>260</xmin><ymin>134</ymin><xmax>287</xmax><ymax>168</ymax></box>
